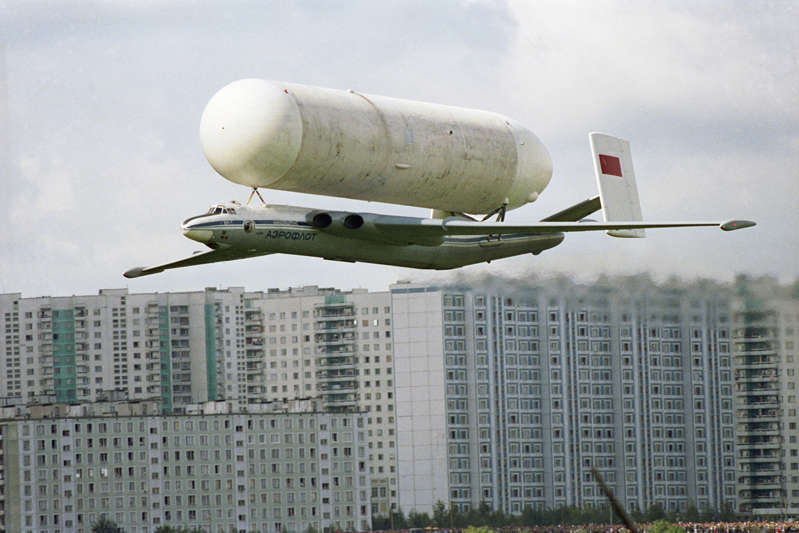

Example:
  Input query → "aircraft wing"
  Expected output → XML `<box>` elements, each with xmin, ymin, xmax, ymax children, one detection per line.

<box><xmin>124</xmin><ymin>248</ymin><xmax>271</xmax><ymax>278</ymax></box>
<box><xmin>371</xmin><ymin>216</ymin><xmax>755</xmax><ymax>239</ymax></box>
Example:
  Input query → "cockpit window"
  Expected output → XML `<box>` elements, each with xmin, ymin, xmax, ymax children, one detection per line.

<box><xmin>184</xmin><ymin>204</ymin><xmax>235</xmax><ymax>225</ymax></box>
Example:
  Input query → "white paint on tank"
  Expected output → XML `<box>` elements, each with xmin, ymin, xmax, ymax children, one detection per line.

<box><xmin>200</xmin><ymin>79</ymin><xmax>552</xmax><ymax>214</ymax></box>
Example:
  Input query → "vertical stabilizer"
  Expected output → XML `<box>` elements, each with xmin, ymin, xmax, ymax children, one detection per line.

<box><xmin>589</xmin><ymin>133</ymin><xmax>645</xmax><ymax>238</ymax></box>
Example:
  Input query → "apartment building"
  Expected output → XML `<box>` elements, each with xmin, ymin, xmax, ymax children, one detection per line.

<box><xmin>3</xmin><ymin>277</ymin><xmax>798</xmax><ymax>522</ymax></box>
<box><xmin>244</xmin><ymin>287</ymin><xmax>397</xmax><ymax>516</ymax></box>
<box><xmin>0</xmin><ymin>401</ymin><xmax>370</xmax><ymax>533</ymax></box>
<box><xmin>0</xmin><ymin>286</ymin><xmax>400</xmax><ymax>517</ymax></box>
<box><xmin>393</xmin><ymin>276</ymin><xmax>738</xmax><ymax>515</ymax></box>
<box><xmin>0</xmin><ymin>288</ymin><xmax>247</xmax><ymax>413</ymax></box>
<box><xmin>732</xmin><ymin>278</ymin><xmax>799</xmax><ymax>517</ymax></box>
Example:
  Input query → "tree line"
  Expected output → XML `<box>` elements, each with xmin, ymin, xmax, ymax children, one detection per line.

<box><xmin>90</xmin><ymin>501</ymin><xmax>739</xmax><ymax>533</ymax></box>
<box><xmin>371</xmin><ymin>501</ymin><xmax>740</xmax><ymax>530</ymax></box>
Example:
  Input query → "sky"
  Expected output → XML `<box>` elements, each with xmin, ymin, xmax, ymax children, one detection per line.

<box><xmin>1</xmin><ymin>0</ymin><xmax>797</xmax><ymax>298</ymax></box>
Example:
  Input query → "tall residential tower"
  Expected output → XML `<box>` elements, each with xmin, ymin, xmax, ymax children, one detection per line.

<box><xmin>393</xmin><ymin>276</ymin><xmax>738</xmax><ymax>515</ymax></box>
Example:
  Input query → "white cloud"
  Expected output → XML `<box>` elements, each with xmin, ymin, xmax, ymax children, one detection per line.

<box><xmin>1</xmin><ymin>0</ymin><xmax>796</xmax><ymax>296</ymax></box>
<box><xmin>505</xmin><ymin>1</ymin><xmax>798</xmax><ymax>130</ymax></box>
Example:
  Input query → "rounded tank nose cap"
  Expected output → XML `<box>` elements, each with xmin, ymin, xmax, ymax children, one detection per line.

<box><xmin>199</xmin><ymin>79</ymin><xmax>303</xmax><ymax>188</ymax></box>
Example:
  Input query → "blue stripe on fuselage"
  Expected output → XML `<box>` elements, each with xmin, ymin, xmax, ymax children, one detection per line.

<box><xmin>189</xmin><ymin>220</ymin><xmax>312</xmax><ymax>229</ymax></box>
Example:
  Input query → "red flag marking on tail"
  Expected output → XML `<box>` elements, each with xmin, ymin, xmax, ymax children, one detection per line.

<box><xmin>599</xmin><ymin>154</ymin><xmax>622</xmax><ymax>177</ymax></box>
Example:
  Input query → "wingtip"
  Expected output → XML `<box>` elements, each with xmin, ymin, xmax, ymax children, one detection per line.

<box><xmin>123</xmin><ymin>267</ymin><xmax>145</xmax><ymax>279</ymax></box>
<box><xmin>720</xmin><ymin>220</ymin><xmax>756</xmax><ymax>231</ymax></box>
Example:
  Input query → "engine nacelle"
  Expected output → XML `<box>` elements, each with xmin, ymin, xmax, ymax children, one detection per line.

<box><xmin>307</xmin><ymin>211</ymin><xmax>442</xmax><ymax>246</ymax></box>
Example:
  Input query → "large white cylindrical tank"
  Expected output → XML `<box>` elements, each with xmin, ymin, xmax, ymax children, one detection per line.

<box><xmin>200</xmin><ymin>79</ymin><xmax>552</xmax><ymax>214</ymax></box>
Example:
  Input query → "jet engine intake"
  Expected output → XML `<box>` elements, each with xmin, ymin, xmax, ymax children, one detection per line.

<box><xmin>306</xmin><ymin>209</ymin><xmax>444</xmax><ymax>246</ymax></box>
<box><xmin>311</xmin><ymin>212</ymin><xmax>333</xmax><ymax>229</ymax></box>
<box><xmin>343</xmin><ymin>214</ymin><xmax>364</xmax><ymax>229</ymax></box>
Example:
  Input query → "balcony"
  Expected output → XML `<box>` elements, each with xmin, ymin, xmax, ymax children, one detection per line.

<box><xmin>315</xmin><ymin>333</ymin><xmax>356</xmax><ymax>345</ymax></box>
<box><xmin>734</xmin><ymin>355</ymin><xmax>779</xmax><ymax>367</ymax></box>
<box><xmin>736</xmin><ymin>384</ymin><xmax>779</xmax><ymax>394</ymax></box>
<box><xmin>317</xmin><ymin>356</ymin><xmax>357</xmax><ymax>369</ymax></box>
<box><xmin>739</xmin><ymin>490</ymin><xmax>783</xmax><ymax>502</ymax></box>
<box><xmin>246</xmin><ymin>362</ymin><xmax>263</xmax><ymax>373</ymax></box>
<box><xmin>736</xmin><ymin>423</ymin><xmax>780</xmax><ymax>436</ymax></box>
<box><xmin>738</xmin><ymin>445</ymin><xmax>781</xmax><ymax>457</ymax></box>
<box><xmin>324</xmin><ymin>393</ymin><xmax>358</xmax><ymax>404</ymax></box>
<box><xmin>246</xmin><ymin>349</ymin><xmax>264</xmax><ymax>359</ymax></box>
<box><xmin>317</xmin><ymin>381</ymin><xmax>357</xmax><ymax>392</ymax></box>
<box><xmin>314</xmin><ymin>306</ymin><xmax>355</xmax><ymax>318</ymax></box>
<box><xmin>317</xmin><ymin>369</ymin><xmax>357</xmax><ymax>380</ymax></box>
<box><xmin>740</xmin><ymin>465</ymin><xmax>780</xmax><ymax>474</ymax></box>
<box><xmin>317</xmin><ymin>346</ymin><xmax>355</xmax><ymax>357</ymax></box>
<box><xmin>737</xmin><ymin>407</ymin><xmax>778</xmax><ymax>419</ymax></box>
<box><xmin>737</xmin><ymin>433</ymin><xmax>781</xmax><ymax>444</ymax></box>
<box><xmin>736</xmin><ymin>398</ymin><xmax>779</xmax><ymax>410</ymax></box>
<box><xmin>315</xmin><ymin>319</ymin><xmax>356</xmax><ymax>332</ymax></box>
<box><xmin>247</xmin><ymin>385</ymin><xmax>265</xmax><ymax>395</ymax></box>
<box><xmin>244</xmin><ymin>310</ymin><xmax>263</xmax><ymax>323</ymax></box>
<box><xmin>738</xmin><ymin>476</ymin><xmax>782</xmax><ymax>488</ymax></box>
<box><xmin>735</xmin><ymin>371</ymin><xmax>778</xmax><ymax>382</ymax></box>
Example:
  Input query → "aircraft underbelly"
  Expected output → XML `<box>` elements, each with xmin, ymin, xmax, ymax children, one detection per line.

<box><xmin>233</xmin><ymin>229</ymin><xmax>563</xmax><ymax>269</ymax></box>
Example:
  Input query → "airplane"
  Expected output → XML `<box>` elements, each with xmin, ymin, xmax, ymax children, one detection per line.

<box><xmin>123</xmin><ymin>134</ymin><xmax>754</xmax><ymax>278</ymax></box>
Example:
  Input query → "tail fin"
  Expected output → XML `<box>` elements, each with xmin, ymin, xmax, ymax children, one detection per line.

<box><xmin>589</xmin><ymin>133</ymin><xmax>644</xmax><ymax>238</ymax></box>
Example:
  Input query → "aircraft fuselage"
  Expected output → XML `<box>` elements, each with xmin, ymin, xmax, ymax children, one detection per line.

<box><xmin>182</xmin><ymin>203</ymin><xmax>564</xmax><ymax>269</ymax></box>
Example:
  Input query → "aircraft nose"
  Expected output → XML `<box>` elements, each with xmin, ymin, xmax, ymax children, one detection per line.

<box><xmin>182</xmin><ymin>222</ymin><xmax>214</xmax><ymax>244</ymax></box>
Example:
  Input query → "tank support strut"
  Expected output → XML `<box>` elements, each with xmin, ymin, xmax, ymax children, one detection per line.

<box><xmin>246</xmin><ymin>187</ymin><xmax>267</xmax><ymax>206</ymax></box>
<box><xmin>481</xmin><ymin>201</ymin><xmax>508</xmax><ymax>222</ymax></box>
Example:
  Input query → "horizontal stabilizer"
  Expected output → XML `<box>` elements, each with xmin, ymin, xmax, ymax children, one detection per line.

<box><xmin>541</xmin><ymin>196</ymin><xmax>602</xmax><ymax>222</ymax></box>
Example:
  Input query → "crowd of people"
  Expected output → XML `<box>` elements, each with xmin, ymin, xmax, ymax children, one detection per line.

<box><xmin>673</xmin><ymin>522</ymin><xmax>799</xmax><ymax>533</ymax></box>
<box><xmin>370</xmin><ymin>521</ymin><xmax>799</xmax><ymax>533</ymax></box>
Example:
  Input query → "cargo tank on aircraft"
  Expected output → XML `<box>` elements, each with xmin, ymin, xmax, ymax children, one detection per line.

<box><xmin>199</xmin><ymin>79</ymin><xmax>552</xmax><ymax>215</ymax></box>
